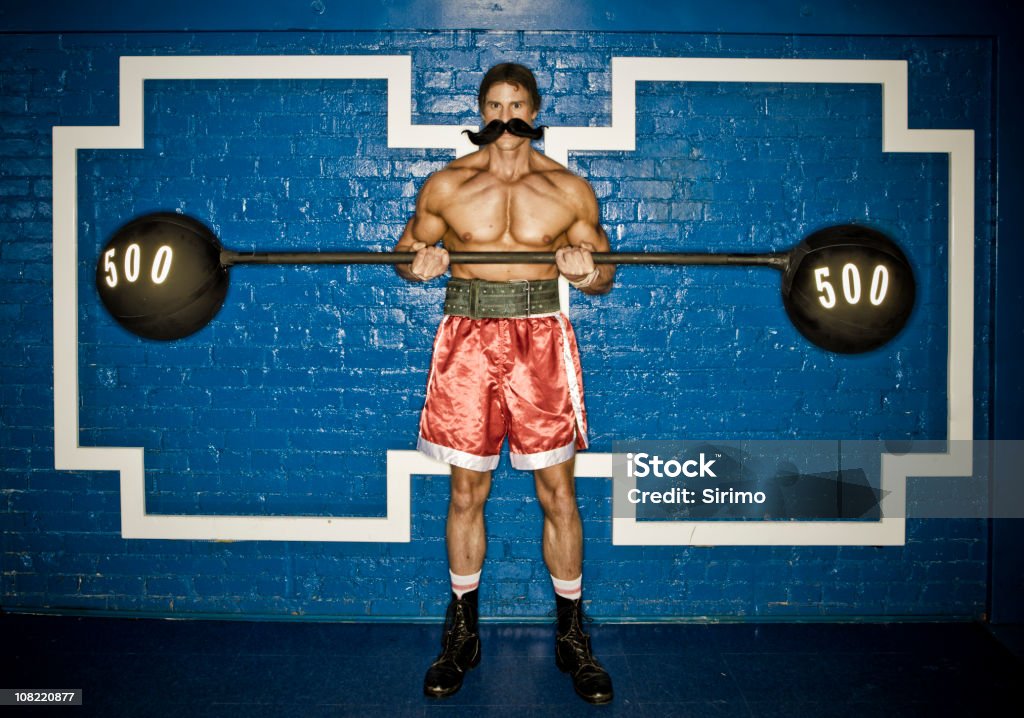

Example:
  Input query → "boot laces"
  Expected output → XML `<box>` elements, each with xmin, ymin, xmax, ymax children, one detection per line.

<box><xmin>556</xmin><ymin>604</ymin><xmax>602</xmax><ymax>671</ymax></box>
<box><xmin>439</xmin><ymin>597</ymin><xmax>475</xmax><ymax>655</ymax></box>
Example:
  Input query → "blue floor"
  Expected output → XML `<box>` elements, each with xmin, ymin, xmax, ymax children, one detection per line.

<box><xmin>2</xmin><ymin>612</ymin><xmax>1022</xmax><ymax>716</ymax></box>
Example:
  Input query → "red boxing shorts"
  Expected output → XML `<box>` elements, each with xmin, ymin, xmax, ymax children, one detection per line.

<box><xmin>417</xmin><ymin>312</ymin><xmax>589</xmax><ymax>472</ymax></box>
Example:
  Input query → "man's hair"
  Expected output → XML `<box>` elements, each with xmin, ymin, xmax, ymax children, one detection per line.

<box><xmin>478</xmin><ymin>63</ymin><xmax>542</xmax><ymax>113</ymax></box>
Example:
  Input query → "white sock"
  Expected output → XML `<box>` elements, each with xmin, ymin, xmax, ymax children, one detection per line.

<box><xmin>450</xmin><ymin>569</ymin><xmax>481</xmax><ymax>599</ymax></box>
<box><xmin>550</xmin><ymin>573</ymin><xmax>582</xmax><ymax>600</ymax></box>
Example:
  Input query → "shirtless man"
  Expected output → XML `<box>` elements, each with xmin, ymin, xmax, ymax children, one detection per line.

<box><xmin>394</xmin><ymin>63</ymin><xmax>615</xmax><ymax>705</ymax></box>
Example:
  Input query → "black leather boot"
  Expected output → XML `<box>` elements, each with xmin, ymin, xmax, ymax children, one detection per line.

<box><xmin>423</xmin><ymin>590</ymin><xmax>481</xmax><ymax>698</ymax></box>
<box><xmin>554</xmin><ymin>595</ymin><xmax>613</xmax><ymax>704</ymax></box>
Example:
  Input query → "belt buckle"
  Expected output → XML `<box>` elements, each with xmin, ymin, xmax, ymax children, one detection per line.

<box><xmin>511</xmin><ymin>279</ymin><xmax>531</xmax><ymax>317</ymax></box>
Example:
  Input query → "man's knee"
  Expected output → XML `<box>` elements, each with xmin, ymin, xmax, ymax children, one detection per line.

<box><xmin>540</xmin><ymin>485</ymin><xmax>579</xmax><ymax>522</ymax></box>
<box><xmin>534</xmin><ymin>465</ymin><xmax>580</xmax><ymax>523</ymax></box>
<box><xmin>449</xmin><ymin>468</ymin><xmax>491</xmax><ymax>515</ymax></box>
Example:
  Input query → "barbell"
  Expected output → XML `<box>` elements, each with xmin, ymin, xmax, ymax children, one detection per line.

<box><xmin>95</xmin><ymin>212</ymin><xmax>916</xmax><ymax>353</ymax></box>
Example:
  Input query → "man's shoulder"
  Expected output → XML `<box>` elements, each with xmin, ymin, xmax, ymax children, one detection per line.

<box><xmin>422</xmin><ymin>159</ymin><xmax>483</xmax><ymax>196</ymax></box>
<box><xmin>532</xmin><ymin>159</ymin><xmax>596</xmax><ymax>202</ymax></box>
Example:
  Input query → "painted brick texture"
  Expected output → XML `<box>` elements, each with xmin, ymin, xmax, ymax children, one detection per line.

<box><xmin>1</xmin><ymin>30</ymin><xmax>994</xmax><ymax>619</ymax></box>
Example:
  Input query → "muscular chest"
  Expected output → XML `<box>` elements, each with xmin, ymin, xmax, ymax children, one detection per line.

<box><xmin>444</xmin><ymin>177</ymin><xmax>575</xmax><ymax>248</ymax></box>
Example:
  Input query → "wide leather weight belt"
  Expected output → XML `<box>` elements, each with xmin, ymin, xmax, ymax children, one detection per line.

<box><xmin>444</xmin><ymin>277</ymin><xmax>561</xmax><ymax>318</ymax></box>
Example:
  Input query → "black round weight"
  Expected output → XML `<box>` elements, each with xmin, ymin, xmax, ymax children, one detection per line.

<box><xmin>96</xmin><ymin>213</ymin><xmax>229</xmax><ymax>340</ymax></box>
<box><xmin>782</xmin><ymin>224</ymin><xmax>915</xmax><ymax>354</ymax></box>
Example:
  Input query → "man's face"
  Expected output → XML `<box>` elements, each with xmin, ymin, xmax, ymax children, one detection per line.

<box><xmin>481</xmin><ymin>81</ymin><xmax>537</xmax><ymax>149</ymax></box>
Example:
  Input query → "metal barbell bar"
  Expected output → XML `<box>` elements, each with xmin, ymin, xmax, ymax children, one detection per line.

<box><xmin>96</xmin><ymin>212</ymin><xmax>915</xmax><ymax>353</ymax></box>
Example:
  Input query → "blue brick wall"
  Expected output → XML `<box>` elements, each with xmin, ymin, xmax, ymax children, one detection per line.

<box><xmin>1</xmin><ymin>30</ymin><xmax>994</xmax><ymax>620</ymax></box>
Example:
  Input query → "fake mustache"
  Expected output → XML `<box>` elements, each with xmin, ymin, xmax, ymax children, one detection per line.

<box><xmin>463</xmin><ymin>118</ymin><xmax>547</xmax><ymax>146</ymax></box>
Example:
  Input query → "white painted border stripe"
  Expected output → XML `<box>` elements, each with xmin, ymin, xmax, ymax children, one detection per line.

<box><xmin>54</xmin><ymin>55</ymin><xmax>973</xmax><ymax>546</ymax></box>
<box><xmin>544</xmin><ymin>58</ymin><xmax>972</xmax><ymax>546</ymax></box>
<box><xmin>53</xmin><ymin>55</ymin><xmax>473</xmax><ymax>542</ymax></box>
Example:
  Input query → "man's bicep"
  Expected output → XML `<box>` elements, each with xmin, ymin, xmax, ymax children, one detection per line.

<box><xmin>394</xmin><ymin>184</ymin><xmax>448</xmax><ymax>251</ymax></box>
<box><xmin>410</xmin><ymin>210</ymin><xmax>449</xmax><ymax>246</ymax></box>
<box><xmin>565</xmin><ymin>179</ymin><xmax>610</xmax><ymax>251</ymax></box>
<box><xmin>566</xmin><ymin>219</ymin><xmax>610</xmax><ymax>251</ymax></box>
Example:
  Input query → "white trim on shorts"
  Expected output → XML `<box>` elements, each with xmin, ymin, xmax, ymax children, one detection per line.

<box><xmin>510</xmin><ymin>439</ymin><xmax>576</xmax><ymax>470</ymax></box>
<box><xmin>417</xmin><ymin>435</ymin><xmax>501</xmax><ymax>472</ymax></box>
<box><xmin>556</xmin><ymin>313</ymin><xmax>589</xmax><ymax>449</ymax></box>
<box><xmin>423</xmin><ymin>314</ymin><xmax>450</xmax><ymax>398</ymax></box>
